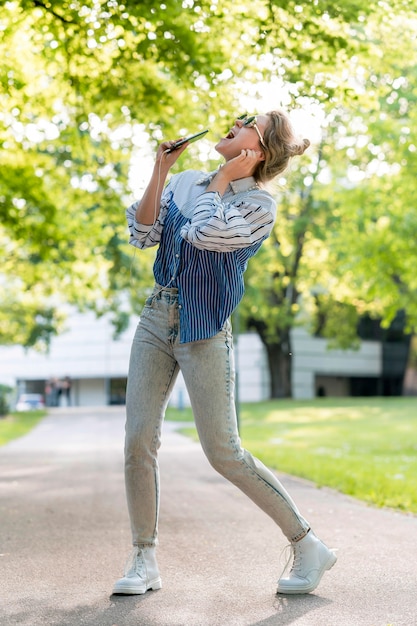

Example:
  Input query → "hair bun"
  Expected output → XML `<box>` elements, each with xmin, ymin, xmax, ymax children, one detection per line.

<box><xmin>302</xmin><ymin>138</ymin><xmax>310</xmax><ymax>152</ymax></box>
<box><xmin>294</xmin><ymin>138</ymin><xmax>310</xmax><ymax>156</ymax></box>
<box><xmin>288</xmin><ymin>139</ymin><xmax>310</xmax><ymax>157</ymax></box>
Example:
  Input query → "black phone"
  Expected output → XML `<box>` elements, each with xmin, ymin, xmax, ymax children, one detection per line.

<box><xmin>166</xmin><ymin>129</ymin><xmax>209</xmax><ymax>153</ymax></box>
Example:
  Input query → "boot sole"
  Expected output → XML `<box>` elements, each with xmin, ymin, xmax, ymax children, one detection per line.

<box><xmin>112</xmin><ymin>577</ymin><xmax>162</xmax><ymax>595</ymax></box>
<box><xmin>276</xmin><ymin>550</ymin><xmax>337</xmax><ymax>595</ymax></box>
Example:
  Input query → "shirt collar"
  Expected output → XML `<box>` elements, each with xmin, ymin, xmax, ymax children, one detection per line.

<box><xmin>195</xmin><ymin>170</ymin><xmax>218</xmax><ymax>185</ymax></box>
<box><xmin>229</xmin><ymin>176</ymin><xmax>258</xmax><ymax>194</ymax></box>
<box><xmin>196</xmin><ymin>170</ymin><xmax>258</xmax><ymax>194</ymax></box>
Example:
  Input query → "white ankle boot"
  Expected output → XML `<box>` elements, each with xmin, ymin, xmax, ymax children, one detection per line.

<box><xmin>277</xmin><ymin>531</ymin><xmax>337</xmax><ymax>594</ymax></box>
<box><xmin>113</xmin><ymin>546</ymin><xmax>162</xmax><ymax>595</ymax></box>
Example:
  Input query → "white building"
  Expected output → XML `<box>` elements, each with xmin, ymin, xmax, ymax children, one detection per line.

<box><xmin>0</xmin><ymin>308</ymin><xmax>394</xmax><ymax>408</ymax></box>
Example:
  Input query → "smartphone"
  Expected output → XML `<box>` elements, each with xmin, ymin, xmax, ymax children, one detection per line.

<box><xmin>166</xmin><ymin>129</ymin><xmax>209</xmax><ymax>153</ymax></box>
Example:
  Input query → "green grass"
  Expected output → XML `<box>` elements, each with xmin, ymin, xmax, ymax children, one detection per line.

<box><xmin>166</xmin><ymin>397</ymin><xmax>417</xmax><ymax>514</ymax></box>
<box><xmin>0</xmin><ymin>411</ymin><xmax>46</xmax><ymax>446</ymax></box>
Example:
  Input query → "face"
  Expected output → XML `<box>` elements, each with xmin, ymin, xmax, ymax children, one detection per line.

<box><xmin>215</xmin><ymin>114</ymin><xmax>269</xmax><ymax>161</ymax></box>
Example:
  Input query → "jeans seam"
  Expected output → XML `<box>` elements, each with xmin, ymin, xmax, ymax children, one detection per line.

<box><xmin>223</xmin><ymin>323</ymin><xmax>308</xmax><ymax>540</ymax></box>
<box><xmin>149</xmin><ymin>358</ymin><xmax>178</xmax><ymax>543</ymax></box>
<box><xmin>238</xmin><ymin>452</ymin><xmax>309</xmax><ymax>538</ymax></box>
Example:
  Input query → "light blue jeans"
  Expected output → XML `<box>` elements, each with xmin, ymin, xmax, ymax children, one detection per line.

<box><xmin>125</xmin><ymin>286</ymin><xmax>310</xmax><ymax>547</ymax></box>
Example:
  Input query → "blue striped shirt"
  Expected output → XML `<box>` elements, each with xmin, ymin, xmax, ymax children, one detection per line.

<box><xmin>126</xmin><ymin>169</ymin><xmax>276</xmax><ymax>343</ymax></box>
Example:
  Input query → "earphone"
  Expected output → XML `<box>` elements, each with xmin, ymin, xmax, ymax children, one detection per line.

<box><xmin>131</xmin><ymin>130</ymin><xmax>209</xmax><ymax>297</ymax></box>
<box><xmin>131</xmin><ymin>148</ymin><xmax>180</xmax><ymax>298</ymax></box>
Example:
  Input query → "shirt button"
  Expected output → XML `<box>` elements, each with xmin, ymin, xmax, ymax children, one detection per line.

<box><xmin>178</xmin><ymin>304</ymin><xmax>182</xmax><ymax>309</ymax></box>
<box><xmin>175</xmin><ymin>253</ymin><xmax>179</xmax><ymax>258</ymax></box>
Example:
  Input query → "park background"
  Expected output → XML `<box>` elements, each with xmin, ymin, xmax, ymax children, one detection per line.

<box><xmin>1</xmin><ymin>1</ymin><xmax>417</xmax><ymax>589</ymax></box>
<box><xmin>1</xmin><ymin>0</ymin><xmax>417</xmax><ymax>409</ymax></box>
<box><xmin>1</xmin><ymin>0</ymin><xmax>417</xmax><ymax>468</ymax></box>
<box><xmin>2</xmin><ymin>9</ymin><xmax>417</xmax><ymax>626</ymax></box>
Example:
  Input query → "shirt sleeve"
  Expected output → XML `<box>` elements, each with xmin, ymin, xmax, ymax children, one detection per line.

<box><xmin>179</xmin><ymin>189</ymin><xmax>276</xmax><ymax>252</ymax></box>
<box><xmin>125</xmin><ymin>191</ymin><xmax>170</xmax><ymax>250</ymax></box>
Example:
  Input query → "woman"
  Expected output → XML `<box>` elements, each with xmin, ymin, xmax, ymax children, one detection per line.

<box><xmin>113</xmin><ymin>111</ymin><xmax>337</xmax><ymax>596</ymax></box>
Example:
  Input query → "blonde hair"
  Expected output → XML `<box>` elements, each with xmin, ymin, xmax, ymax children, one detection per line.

<box><xmin>254</xmin><ymin>110</ymin><xmax>310</xmax><ymax>183</ymax></box>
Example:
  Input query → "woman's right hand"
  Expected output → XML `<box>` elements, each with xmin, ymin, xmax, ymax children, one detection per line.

<box><xmin>155</xmin><ymin>139</ymin><xmax>189</xmax><ymax>170</ymax></box>
<box><xmin>136</xmin><ymin>138</ymin><xmax>190</xmax><ymax>226</ymax></box>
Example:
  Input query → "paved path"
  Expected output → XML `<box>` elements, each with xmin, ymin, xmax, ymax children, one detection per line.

<box><xmin>0</xmin><ymin>407</ymin><xmax>416</xmax><ymax>626</ymax></box>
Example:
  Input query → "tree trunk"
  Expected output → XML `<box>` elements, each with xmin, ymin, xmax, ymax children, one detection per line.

<box><xmin>249</xmin><ymin>319</ymin><xmax>293</xmax><ymax>398</ymax></box>
<box><xmin>264</xmin><ymin>335</ymin><xmax>293</xmax><ymax>398</ymax></box>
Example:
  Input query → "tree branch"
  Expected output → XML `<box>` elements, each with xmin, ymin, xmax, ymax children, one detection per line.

<box><xmin>288</xmin><ymin>139</ymin><xmax>325</xmax><ymax>284</ymax></box>
<box><xmin>32</xmin><ymin>0</ymin><xmax>73</xmax><ymax>24</ymax></box>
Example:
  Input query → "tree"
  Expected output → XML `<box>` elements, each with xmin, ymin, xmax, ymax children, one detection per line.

<box><xmin>0</xmin><ymin>0</ymin><xmax>383</xmax><ymax>349</ymax></box>
<box><xmin>1</xmin><ymin>0</ymin><xmax>416</xmax><ymax>405</ymax></box>
<box><xmin>240</xmin><ymin>3</ymin><xmax>417</xmax><ymax>397</ymax></box>
<box><xmin>0</xmin><ymin>0</ymin><xmax>241</xmax><ymax>348</ymax></box>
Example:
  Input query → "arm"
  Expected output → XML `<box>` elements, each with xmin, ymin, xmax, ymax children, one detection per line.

<box><xmin>134</xmin><ymin>139</ymin><xmax>188</xmax><ymax>225</ymax></box>
<box><xmin>126</xmin><ymin>138</ymin><xmax>189</xmax><ymax>249</ymax></box>
<box><xmin>181</xmin><ymin>148</ymin><xmax>276</xmax><ymax>252</ymax></box>
<box><xmin>180</xmin><ymin>189</ymin><xmax>276</xmax><ymax>253</ymax></box>
<box><xmin>126</xmin><ymin>199</ymin><xmax>168</xmax><ymax>249</ymax></box>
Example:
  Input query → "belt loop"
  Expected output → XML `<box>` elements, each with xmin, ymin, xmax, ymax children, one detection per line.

<box><xmin>152</xmin><ymin>284</ymin><xmax>163</xmax><ymax>300</ymax></box>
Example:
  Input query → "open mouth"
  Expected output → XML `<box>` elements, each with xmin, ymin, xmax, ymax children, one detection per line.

<box><xmin>225</xmin><ymin>129</ymin><xmax>235</xmax><ymax>139</ymax></box>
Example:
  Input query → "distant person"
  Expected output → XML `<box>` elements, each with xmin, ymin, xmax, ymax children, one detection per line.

<box><xmin>49</xmin><ymin>378</ymin><xmax>59</xmax><ymax>407</ymax></box>
<box><xmin>113</xmin><ymin>111</ymin><xmax>337</xmax><ymax>596</ymax></box>
<box><xmin>45</xmin><ymin>379</ymin><xmax>53</xmax><ymax>407</ymax></box>
<box><xmin>62</xmin><ymin>376</ymin><xmax>72</xmax><ymax>406</ymax></box>
<box><xmin>56</xmin><ymin>381</ymin><xmax>63</xmax><ymax>406</ymax></box>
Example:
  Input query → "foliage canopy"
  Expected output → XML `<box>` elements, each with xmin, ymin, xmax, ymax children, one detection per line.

<box><xmin>1</xmin><ymin>0</ymin><xmax>416</xmax><ymax>377</ymax></box>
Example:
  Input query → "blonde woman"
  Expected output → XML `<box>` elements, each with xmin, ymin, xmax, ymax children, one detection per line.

<box><xmin>113</xmin><ymin>111</ymin><xmax>337</xmax><ymax>596</ymax></box>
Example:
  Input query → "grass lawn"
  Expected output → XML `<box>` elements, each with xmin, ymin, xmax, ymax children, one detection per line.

<box><xmin>166</xmin><ymin>397</ymin><xmax>417</xmax><ymax>514</ymax></box>
<box><xmin>0</xmin><ymin>411</ymin><xmax>46</xmax><ymax>447</ymax></box>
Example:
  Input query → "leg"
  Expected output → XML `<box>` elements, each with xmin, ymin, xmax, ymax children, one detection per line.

<box><xmin>175</xmin><ymin>321</ymin><xmax>337</xmax><ymax>594</ymax></box>
<box><xmin>125</xmin><ymin>307</ymin><xmax>179</xmax><ymax>547</ymax></box>
<box><xmin>114</xmin><ymin>292</ymin><xmax>180</xmax><ymax>595</ymax></box>
<box><xmin>175</xmin><ymin>320</ymin><xmax>309</xmax><ymax>542</ymax></box>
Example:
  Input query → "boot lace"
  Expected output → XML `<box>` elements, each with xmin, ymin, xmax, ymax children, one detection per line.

<box><xmin>278</xmin><ymin>543</ymin><xmax>302</xmax><ymax>580</ymax></box>
<box><xmin>124</xmin><ymin>547</ymin><xmax>146</xmax><ymax>577</ymax></box>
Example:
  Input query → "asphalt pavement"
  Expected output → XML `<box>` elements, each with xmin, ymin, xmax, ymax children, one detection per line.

<box><xmin>1</xmin><ymin>406</ymin><xmax>416</xmax><ymax>626</ymax></box>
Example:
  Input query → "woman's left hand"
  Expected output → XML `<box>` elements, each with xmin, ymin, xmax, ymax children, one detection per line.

<box><xmin>206</xmin><ymin>149</ymin><xmax>263</xmax><ymax>195</ymax></box>
<box><xmin>222</xmin><ymin>149</ymin><xmax>263</xmax><ymax>179</ymax></box>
